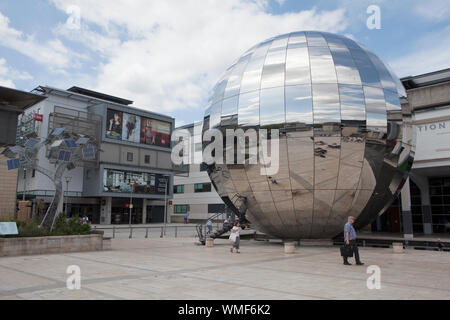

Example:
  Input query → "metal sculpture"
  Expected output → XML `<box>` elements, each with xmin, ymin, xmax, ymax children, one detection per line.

<box><xmin>202</xmin><ymin>31</ymin><xmax>415</xmax><ymax>239</ymax></box>
<box><xmin>3</xmin><ymin>128</ymin><xmax>98</xmax><ymax>230</ymax></box>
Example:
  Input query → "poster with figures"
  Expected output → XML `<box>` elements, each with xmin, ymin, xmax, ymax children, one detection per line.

<box><xmin>122</xmin><ymin>112</ymin><xmax>141</xmax><ymax>143</ymax></box>
<box><xmin>106</xmin><ymin>109</ymin><xmax>123</xmax><ymax>140</ymax></box>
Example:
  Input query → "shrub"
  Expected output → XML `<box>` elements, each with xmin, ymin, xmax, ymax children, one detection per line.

<box><xmin>1</xmin><ymin>213</ymin><xmax>91</xmax><ymax>238</ymax></box>
<box><xmin>51</xmin><ymin>213</ymin><xmax>90</xmax><ymax>236</ymax></box>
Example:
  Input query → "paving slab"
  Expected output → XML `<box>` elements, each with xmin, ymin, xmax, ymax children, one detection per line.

<box><xmin>0</xmin><ymin>238</ymin><xmax>449</xmax><ymax>300</ymax></box>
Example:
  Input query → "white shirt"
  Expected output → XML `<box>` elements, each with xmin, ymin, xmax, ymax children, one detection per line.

<box><xmin>231</xmin><ymin>226</ymin><xmax>240</xmax><ymax>237</ymax></box>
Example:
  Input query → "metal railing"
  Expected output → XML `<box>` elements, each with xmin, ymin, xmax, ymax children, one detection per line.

<box><xmin>93</xmin><ymin>225</ymin><xmax>199</xmax><ymax>239</ymax></box>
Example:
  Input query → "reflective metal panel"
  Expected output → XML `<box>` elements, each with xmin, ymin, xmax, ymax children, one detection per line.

<box><xmin>285</xmin><ymin>84</ymin><xmax>313</xmax><ymax>126</ymax></box>
<box><xmin>309</xmin><ymin>46</ymin><xmax>337</xmax><ymax>83</ymax></box>
<box><xmin>260</xmin><ymin>86</ymin><xmax>285</xmax><ymax>127</ymax></box>
<box><xmin>203</xmin><ymin>31</ymin><xmax>414</xmax><ymax>240</ymax></box>
<box><xmin>238</xmin><ymin>90</ymin><xmax>259</xmax><ymax>127</ymax></box>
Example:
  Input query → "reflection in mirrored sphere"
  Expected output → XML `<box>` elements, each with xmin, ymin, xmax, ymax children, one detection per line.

<box><xmin>202</xmin><ymin>31</ymin><xmax>415</xmax><ymax>239</ymax></box>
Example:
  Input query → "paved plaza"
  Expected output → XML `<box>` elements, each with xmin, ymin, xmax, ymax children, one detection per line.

<box><xmin>0</xmin><ymin>237</ymin><xmax>449</xmax><ymax>300</ymax></box>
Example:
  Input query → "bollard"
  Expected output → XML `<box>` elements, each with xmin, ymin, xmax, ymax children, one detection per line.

<box><xmin>284</xmin><ymin>241</ymin><xmax>295</xmax><ymax>254</ymax></box>
<box><xmin>160</xmin><ymin>226</ymin><xmax>163</xmax><ymax>238</ymax></box>
<box><xmin>205</xmin><ymin>237</ymin><xmax>214</xmax><ymax>247</ymax></box>
<box><xmin>129</xmin><ymin>227</ymin><xmax>133</xmax><ymax>239</ymax></box>
<box><xmin>392</xmin><ymin>242</ymin><xmax>404</xmax><ymax>253</ymax></box>
<box><xmin>113</xmin><ymin>226</ymin><xmax>116</xmax><ymax>239</ymax></box>
<box><xmin>145</xmin><ymin>227</ymin><xmax>149</xmax><ymax>238</ymax></box>
<box><xmin>175</xmin><ymin>226</ymin><xmax>178</xmax><ymax>238</ymax></box>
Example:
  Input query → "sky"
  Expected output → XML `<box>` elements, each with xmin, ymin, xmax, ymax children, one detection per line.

<box><xmin>0</xmin><ymin>0</ymin><xmax>449</xmax><ymax>127</ymax></box>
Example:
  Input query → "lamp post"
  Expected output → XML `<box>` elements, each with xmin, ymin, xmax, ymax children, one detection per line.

<box><xmin>22</xmin><ymin>168</ymin><xmax>26</xmax><ymax>201</ymax></box>
<box><xmin>64</xmin><ymin>176</ymin><xmax>72</xmax><ymax>215</ymax></box>
<box><xmin>163</xmin><ymin>175</ymin><xmax>169</xmax><ymax>236</ymax></box>
<box><xmin>129</xmin><ymin>179</ymin><xmax>134</xmax><ymax>226</ymax></box>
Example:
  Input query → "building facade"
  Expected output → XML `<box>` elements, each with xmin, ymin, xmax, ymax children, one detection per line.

<box><xmin>373</xmin><ymin>68</ymin><xmax>450</xmax><ymax>236</ymax></box>
<box><xmin>16</xmin><ymin>86</ymin><xmax>174</xmax><ymax>224</ymax></box>
<box><xmin>0</xmin><ymin>86</ymin><xmax>46</xmax><ymax>220</ymax></box>
<box><xmin>169</xmin><ymin>122</ymin><xmax>226</xmax><ymax>223</ymax></box>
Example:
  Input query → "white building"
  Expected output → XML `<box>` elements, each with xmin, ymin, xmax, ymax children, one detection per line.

<box><xmin>17</xmin><ymin>86</ymin><xmax>175</xmax><ymax>224</ymax></box>
<box><xmin>169</xmin><ymin>121</ymin><xmax>226</xmax><ymax>223</ymax></box>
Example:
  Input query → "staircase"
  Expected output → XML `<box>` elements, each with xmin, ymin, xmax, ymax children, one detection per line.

<box><xmin>196</xmin><ymin>194</ymin><xmax>249</xmax><ymax>245</ymax></box>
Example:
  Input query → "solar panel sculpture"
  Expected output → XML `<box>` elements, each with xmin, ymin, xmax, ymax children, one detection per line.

<box><xmin>3</xmin><ymin>128</ymin><xmax>98</xmax><ymax>230</ymax></box>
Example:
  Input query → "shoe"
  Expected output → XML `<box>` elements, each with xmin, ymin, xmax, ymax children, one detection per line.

<box><xmin>343</xmin><ymin>261</ymin><xmax>352</xmax><ymax>265</ymax></box>
<box><xmin>356</xmin><ymin>262</ymin><xmax>365</xmax><ymax>265</ymax></box>
<box><xmin>230</xmin><ymin>248</ymin><xmax>233</xmax><ymax>253</ymax></box>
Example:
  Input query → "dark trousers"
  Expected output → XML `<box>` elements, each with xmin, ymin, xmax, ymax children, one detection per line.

<box><xmin>343</xmin><ymin>240</ymin><xmax>361</xmax><ymax>263</ymax></box>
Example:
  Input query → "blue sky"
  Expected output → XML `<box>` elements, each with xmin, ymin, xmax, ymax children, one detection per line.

<box><xmin>0</xmin><ymin>0</ymin><xmax>449</xmax><ymax>126</ymax></box>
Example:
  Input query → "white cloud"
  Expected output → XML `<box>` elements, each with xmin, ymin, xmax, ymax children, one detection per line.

<box><xmin>50</xmin><ymin>0</ymin><xmax>348</xmax><ymax>113</ymax></box>
<box><xmin>0</xmin><ymin>58</ymin><xmax>32</xmax><ymax>88</ymax></box>
<box><xmin>0</xmin><ymin>11</ymin><xmax>84</xmax><ymax>72</ymax></box>
<box><xmin>413</xmin><ymin>0</ymin><xmax>450</xmax><ymax>22</ymax></box>
<box><xmin>389</xmin><ymin>26</ymin><xmax>450</xmax><ymax>77</ymax></box>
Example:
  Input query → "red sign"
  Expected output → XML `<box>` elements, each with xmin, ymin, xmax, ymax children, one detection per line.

<box><xmin>169</xmin><ymin>200</ymin><xmax>173</xmax><ymax>205</ymax></box>
<box><xmin>34</xmin><ymin>113</ymin><xmax>43</xmax><ymax>122</ymax></box>
<box><xmin>124</xmin><ymin>203</ymin><xmax>129</xmax><ymax>209</ymax></box>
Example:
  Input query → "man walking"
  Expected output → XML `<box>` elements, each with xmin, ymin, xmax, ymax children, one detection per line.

<box><xmin>343</xmin><ymin>216</ymin><xmax>364</xmax><ymax>266</ymax></box>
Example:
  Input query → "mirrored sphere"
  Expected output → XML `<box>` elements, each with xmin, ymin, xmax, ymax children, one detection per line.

<box><xmin>202</xmin><ymin>31</ymin><xmax>415</xmax><ymax>239</ymax></box>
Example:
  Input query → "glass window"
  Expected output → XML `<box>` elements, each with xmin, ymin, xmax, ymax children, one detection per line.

<box><xmin>173</xmin><ymin>185</ymin><xmax>184</xmax><ymax>194</ymax></box>
<box><xmin>312</xmin><ymin>83</ymin><xmax>341</xmax><ymax>126</ymax></box>
<box><xmin>285</xmin><ymin>84</ymin><xmax>313</xmax><ymax>126</ymax></box>
<box><xmin>285</xmin><ymin>46</ymin><xmax>310</xmax><ymax>85</ymax></box>
<box><xmin>103</xmin><ymin>169</ymin><xmax>166</xmax><ymax>195</ymax></box>
<box><xmin>127</xmin><ymin>152</ymin><xmax>133</xmax><ymax>162</ymax></box>
<box><xmin>238</xmin><ymin>90</ymin><xmax>260</xmax><ymax>127</ymax></box>
<box><xmin>194</xmin><ymin>183</ymin><xmax>212</xmax><ymax>193</ymax></box>
<box><xmin>329</xmin><ymin>46</ymin><xmax>361</xmax><ymax>85</ymax></box>
<box><xmin>363</xmin><ymin>86</ymin><xmax>386</xmax><ymax>114</ymax></box>
<box><xmin>174</xmin><ymin>205</ymin><xmax>189</xmax><ymax>214</ymax></box>
<box><xmin>144</xmin><ymin>155</ymin><xmax>150</xmax><ymax>164</ymax></box>
<box><xmin>308</xmin><ymin>46</ymin><xmax>337</xmax><ymax>84</ymax></box>
<box><xmin>260</xmin><ymin>87</ymin><xmax>285</xmax><ymax>128</ymax></box>
<box><xmin>338</xmin><ymin>84</ymin><xmax>366</xmax><ymax>121</ymax></box>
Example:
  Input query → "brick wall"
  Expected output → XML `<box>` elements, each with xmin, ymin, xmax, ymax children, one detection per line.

<box><xmin>0</xmin><ymin>148</ymin><xmax>18</xmax><ymax>221</ymax></box>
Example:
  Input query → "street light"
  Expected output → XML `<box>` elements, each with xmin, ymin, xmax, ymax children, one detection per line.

<box><xmin>128</xmin><ymin>179</ymin><xmax>135</xmax><ymax>227</ymax></box>
<box><xmin>64</xmin><ymin>176</ymin><xmax>72</xmax><ymax>215</ymax></box>
<box><xmin>163</xmin><ymin>175</ymin><xmax>169</xmax><ymax>236</ymax></box>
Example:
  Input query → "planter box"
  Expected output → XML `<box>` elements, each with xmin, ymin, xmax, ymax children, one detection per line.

<box><xmin>0</xmin><ymin>234</ymin><xmax>106</xmax><ymax>257</ymax></box>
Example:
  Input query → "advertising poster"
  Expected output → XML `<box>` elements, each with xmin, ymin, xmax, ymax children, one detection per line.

<box><xmin>122</xmin><ymin>112</ymin><xmax>141</xmax><ymax>143</ymax></box>
<box><xmin>140</xmin><ymin>117</ymin><xmax>171</xmax><ymax>148</ymax></box>
<box><xmin>106</xmin><ymin>109</ymin><xmax>123</xmax><ymax>140</ymax></box>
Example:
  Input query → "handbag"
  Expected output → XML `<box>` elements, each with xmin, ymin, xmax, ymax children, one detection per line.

<box><xmin>229</xmin><ymin>232</ymin><xmax>237</xmax><ymax>242</ymax></box>
<box><xmin>340</xmin><ymin>244</ymin><xmax>353</xmax><ymax>257</ymax></box>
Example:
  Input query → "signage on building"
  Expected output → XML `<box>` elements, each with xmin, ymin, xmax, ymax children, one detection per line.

<box><xmin>414</xmin><ymin>107</ymin><xmax>450</xmax><ymax>162</ymax></box>
<box><xmin>34</xmin><ymin>113</ymin><xmax>43</xmax><ymax>122</ymax></box>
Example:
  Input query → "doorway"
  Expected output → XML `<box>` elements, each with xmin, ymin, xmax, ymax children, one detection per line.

<box><xmin>146</xmin><ymin>206</ymin><xmax>164</xmax><ymax>223</ymax></box>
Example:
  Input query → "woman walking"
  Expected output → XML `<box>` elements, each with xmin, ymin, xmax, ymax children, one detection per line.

<box><xmin>230</xmin><ymin>221</ymin><xmax>241</xmax><ymax>253</ymax></box>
